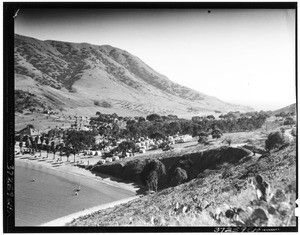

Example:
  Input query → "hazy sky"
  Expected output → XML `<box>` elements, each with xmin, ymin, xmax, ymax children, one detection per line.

<box><xmin>15</xmin><ymin>8</ymin><xmax>296</xmax><ymax>111</ymax></box>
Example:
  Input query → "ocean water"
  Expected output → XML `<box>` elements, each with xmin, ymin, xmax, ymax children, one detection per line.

<box><xmin>15</xmin><ymin>161</ymin><xmax>135</xmax><ymax>226</ymax></box>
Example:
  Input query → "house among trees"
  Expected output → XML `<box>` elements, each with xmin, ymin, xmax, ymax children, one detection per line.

<box><xmin>15</xmin><ymin>125</ymin><xmax>40</xmax><ymax>140</ymax></box>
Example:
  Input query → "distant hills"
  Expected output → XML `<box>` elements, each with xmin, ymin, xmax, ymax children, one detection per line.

<box><xmin>271</xmin><ymin>103</ymin><xmax>296</xmax><ymax>116</ymax></box>
<box><xmin>14</xmin><ymin>34</ymin><xmax>253</xmax><ymax>117</ymax></box>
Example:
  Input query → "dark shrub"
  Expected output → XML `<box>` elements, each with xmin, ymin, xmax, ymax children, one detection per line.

<box><xmin>146</xmin><ymin>113</ymin><xmax>162</xmax><ymax>122</ymax></box>
<box><xmin>265</xmin><ymin>131</ymin><xmax>288</xmax><ymax>151</ymax></box>
<box><xmin>140</xmin><ymin>159</ymin><xmax>166</xmax><ymax>191</ymax></box>
<box><xmin>199</xmin><ymin>132</ymin><xmax>209</xmax><ymax>137</ymax></box>
<box><xmin>283</xmin><ymin>117</ymin><xmax>295</xmax><ymax>126</ymax></box>
<box><xmin>170</xmin><ymin>167</ymin><xmax>188</xmax><ymax>186</ymax></box>
<box><xmin>177</xmin><ymin>158</ymin><xmax>193</xmax><ymax>171</ymax></box>
<box><xmin>198</xmin><ymin>136</ymin><xmax>208</xmax><ymax>144</ymax></box>
<box><xmin>149</xmin><ymin>131</ymin><xmax>165</xmax><ymax>140</ymax></box>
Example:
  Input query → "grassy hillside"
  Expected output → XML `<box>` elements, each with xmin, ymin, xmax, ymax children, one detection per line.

<box><xmin>15</xmin><ymin>34</ymin><xmax>253</xmax><ymax>118</ymax></box>
<box><xmin>15</xmin><ymin>90</ymin><xmax>50</xmax><ymax>113</ymax></box>
<box><xmin>271</xmin><ymin>103</ymin><xmax>296</xmax><ymax>116</ymax></box>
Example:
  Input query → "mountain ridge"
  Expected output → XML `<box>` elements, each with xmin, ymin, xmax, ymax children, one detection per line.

<box><xmin>14</xmin><ymin>34</ymin><xmax>253</xmax><ymax>117</ymax></box>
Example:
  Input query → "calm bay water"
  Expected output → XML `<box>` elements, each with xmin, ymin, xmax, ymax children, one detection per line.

<box><xmin>15</xmin><ymin>161</ymin><xmax>135</xmax><ymax>226</ymax></box>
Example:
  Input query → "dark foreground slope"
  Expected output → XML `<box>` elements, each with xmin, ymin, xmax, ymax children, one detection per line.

<box><xmin>68</xmin><ymin>143</ymin><xmax>296</xmax><ymax>226</ymax></box>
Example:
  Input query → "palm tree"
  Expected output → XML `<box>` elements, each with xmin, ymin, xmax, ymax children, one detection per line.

<box><xmin>51</xmin><ymin>141</ymin><xmax>56</xmax><ymax>159</ymax></box>
<box><xmin>59</xmin><ymin>143</ymin><xmax>65</xmax><ymax>160</ymax></box>
<box><xmin>55</xmin><ymin>145</ymin><xmax>60</xmax><ymax>161</ymax></box>
<box><xmin>73</xmin><ymin>149</ymin><xmax>76</xmax><ymax>163</ymax></box>
<box><xmin>65</xmin><ymin>146</ymin><xmax>71</xmax><ymax>162</ymax></box>
<box><xmin>23</xmin><ymin>135</ymin><xmax>29</xmax><ymax>143</ymax></box>
<box><xmin>34</xmin><ymin>136</ymin><xmax>39</xmax><ymax>157</ymax></box>
<box><xmin>39</xmin><ymin>135</ymin><xmax>45</xmax><ymax>157</ymax></box>
<box><xmin>40</xmin><ymin>135</ymin><xmax>45</xmax><ymax>145</ymax></box>
<box><xmin>59</xmin><ymin>145</ymin><xmax>64</xmax><ymax>161</ymax></box>
<box><xmin>32</xmin><ymin>142</ymin><xmax>37</xmax><ymax>157</ymax></box>
<box><xmin>25</xmin><ymin>140</ymin><xmax>30</xmax><ymax>149</ymax></box>
<box><xmin>45</xmin><ymin>138</ymin><xmax>50</xmax><ymax>158</ymax></box>
<box><xmin>29</xmin><ymin>136</ymin><xmax>34</xmax><ymax>155</ymax></box>
<box><xmin>19</xmin><ymin>141</ymin><xmax>23</xmax><ymax>154</ymax></box>
<box><xmin>38</xmin><ymin>143</ymin><xmax>42</xmax><ymax>157</ymax></box>
<box><xmin>211</xmin><ymin>129</ymin><xmax>223</xmax><ymax>140</ymax></box>
<box><xmin>35</xmin><ymin>135</ymin><xmax>39</xmax><ymax>145</ymax></box>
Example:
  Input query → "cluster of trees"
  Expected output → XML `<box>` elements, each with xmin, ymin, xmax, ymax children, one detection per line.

<box><xmin>169</xmin><ymin>158</ymin><xmax>192</xmax><ymax>187</ymax></box>
<box><xmin>192</xmin><ymin>111</ymin><xmax>269</xmax><ymax>134</ymax></box>
<box><xmin>18</xmin><ymin>129</ymin><xmax>99</xmax><ymax>162</ymax></box>
<box><xmin>17</xmin><ymin>110</ymin><xmax>271</xmax><ymax>161</ymax></box>
<box><xmin>275</xmin><ymin>111</ymin><xmax>296</xmax><ymax>126</ymax></box>
<box><xmin>283</xmin><ymin>116</ymin><xmax>296</xmax><ymax>126</ymax></box>
<box><xmin>18</xmin><ymin>134</ymin><xmax>59</xmax><ymax>159</ymax></box>
<box><xmin>140</xmin><ymin>159</ymin><xmax>166</xmax><ymax>192</ymax></box>
<box><xmin>62</xmin><ymin>129</ymin><xmax>97</xmax><ymax>162</ymax></box>
<box><xmin>275</xmin><ymin>111</ymin><xmax>295</xmax><ymax>118</ymax></box>
<box><xmin>89</xmin><ymin>111</ymin><xmax>270</xmax><ymax>141</ymax></box>
<box><xmin>18</xmin><ymin>127</ymin><xmax>139</xmax><ymax>161</ymax></box>
<box><xmin>140</xmin><ymin>158</ymin><xmax>194</xmax><ymax>191</ymax></box>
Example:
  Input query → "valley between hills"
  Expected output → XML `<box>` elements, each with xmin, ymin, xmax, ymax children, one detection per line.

<box><xmin>14</xmin><ymin>34</ymin><xmax>297</xmax><ymax>229</ymax></box>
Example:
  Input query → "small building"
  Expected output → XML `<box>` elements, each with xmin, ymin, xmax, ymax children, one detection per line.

<box><xmin>16</xmin><ymin>125</ymin><xmax>40</xmax><ymax>138</ymax></box>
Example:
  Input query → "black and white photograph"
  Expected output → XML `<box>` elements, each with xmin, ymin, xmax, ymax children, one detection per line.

<box><xmin>3</xmin><ymin>2</ymin><xmax>298</xmax><ymax>232</ymax></box>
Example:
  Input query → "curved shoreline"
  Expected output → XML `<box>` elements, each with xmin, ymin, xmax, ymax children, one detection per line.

<box><xmin>15</xmin><ymin>156</ymin><xmax>141</xmax><ymax>194</ymax></box>
<box><xmin>15</xmin><ymin>155</ymin><xmax>142</xmax><ymax>226</ymax></box>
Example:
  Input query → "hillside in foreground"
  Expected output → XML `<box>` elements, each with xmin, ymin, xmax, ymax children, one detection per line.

<box><xmin>68</xmin><ymin>131</ymin><xmax>296</xmax><ymax>227</ymax></box>
<box><xmin>15</xmin><ymin>34</ymin><xmax>252</xmax><ymax>118</ymax></box>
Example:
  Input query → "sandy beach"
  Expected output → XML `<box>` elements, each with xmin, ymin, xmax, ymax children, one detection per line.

<box><xmin>15</xmin><ymin>149</ymin><xmax>141</xmax><ymax>226</ymax></box>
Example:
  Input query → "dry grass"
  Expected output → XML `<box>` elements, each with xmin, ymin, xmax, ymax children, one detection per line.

<box><xmin>15</xmin><ymin>112</ymin><xmax>74</xmax><ymax>131</ymax></box>
<box><xmin>68</xmin><ymin>140</ymin><xmax>296</xmax><ymax>227</ymax></box>
<box><xmin>15</xmin><ymin>34</ymin><xmax>252</xmax><ymax>119</ymax></box>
